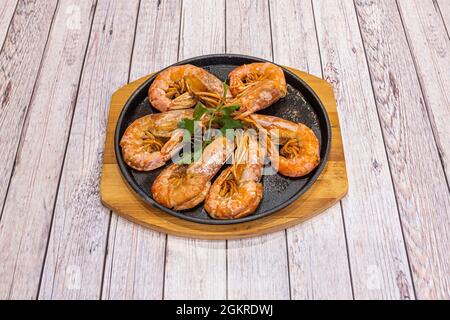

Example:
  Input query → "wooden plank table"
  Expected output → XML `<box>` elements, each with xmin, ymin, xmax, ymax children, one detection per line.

<box><xmin>0</xmin><ymin>0</ymin><xmax>448</xmax><ymax>300</ymax></box>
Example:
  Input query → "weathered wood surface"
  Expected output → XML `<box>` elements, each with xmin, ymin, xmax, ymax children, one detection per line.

<box><xmin>164</xmin><ymin>0</ymin><xmax>227</xmax><ymax>300</ymax></box>
<box><xmin>392</xmin><ymin>0</ymin><xmax>450</xmax><ymax>299</ymax></box>
<box><xmin>0</xmin><ymin>0</ymin><xmax>96</xmax><ymax>300</ymax></box>
<box><xmin>1</xmin><ymin>0</ymin><xmax>450</xmax><ymax>300</ymax></box>
<box><xmin>313</xmin><ymin>0</ymin><xmax>414</xmax><ymax>299</ymax></box>
<box><xmin>101</xmin><ymin>0</ymin><xmax>180</xmax><ymax>301</ymax></box>
<box><xmin>436</xmin><ymin>0</ymin><xmax>450</xmax><ymax>36</ymax></box>
<box><xmin>0</xmin><ymin>0</ymin><xmax>58</xmax><ymax>217</ymax></box>
<box><xmin>269</xmin><ymin>0</ymin><xmax>352</xmax><ymax>300</ymax></box>
<box><xmin>0</xmin><ymin>0</ymin><xmax>18</xmax><ymax>47</ymax></box>
<box><xmin>38</xmin><ymin>0</ymin><xmax>140</xmax><ymax>299</ymax></box>
<box><xmin>397</xmin><ymin>0</ymin><xmax>450</xmax><ymax>184</ymax></box>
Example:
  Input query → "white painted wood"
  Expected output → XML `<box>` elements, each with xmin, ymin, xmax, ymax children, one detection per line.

<box><xmin>226</xmin><ymin>0</ymin><xmax>273</xmax><ymax>58</ymax></box>
<box><xmin>379</xmin><ymin>0</ymin><xmax>450</xmax><ymax>299</ymax></box>
<box><xmin>436</xmin><ymin>0</ymin><xmax>450</xmax><ymax>35</ymax></box>
<box><xmin>0</xmin><ymin>0</ymin><xmax>96</xmax><ymax>300</ymax></box>
<box><xmin>165</xmin><ymin>237</ymin><xmax>226</xmax><ymax>299</ymax></box>
<box><xmin>286</xmin><ymin>212</ymin><xmax>353</xmax><ymax>299</ymax></box>
<box><xmin>397</xmin><ymin>0</ymin><xmax>450</xmax><ymax>184</ymax></box>
<box><xmin>0</xmin><ymin>0</ymin><xmax>17</xmax><ymax>47</ymax></box>
<box><xmin>101</xmin><ymin>216</ymin><xmax>166</xmax><ymax>300</ymax></box>
<box><xmin>178</xmin><ymin>0</ymin><xmax>225</xmax><ymax>61</ymax></box>
<box><xmin>101</xmin><ymin>0</ymin><xmax>181</xmax><ymax>300</ymax></box>
<box><xmin>128</xmin><ymin>0</ymin><xmax>181</xmax><ymax>82</ymax></box>
<box><xmin>38</xmin><ymin>0</ymin><xmax>140</xmax><ymax>300</ymax></box>
<box><xmin>0</xmin><ymin>0</ymin><xmax>448</xmax><ymax>301</ymax></box>
<box><xmin>226</xmin><ymin>0</ymin><xmax>290</xmax><ymax>300</ymax></box>
<box><xmin>163</xmin><ymin>0</ymin><xmax>227</xmax><ymax>300</ymax></box>
<box><xmin>313</xmin><ymin>0</ymin><xmax>414</xmax><ymax>299</ymax></box>
<box><xmin>0</xmin><ymin>0</ymin><xmax>58</xmax><ymax>218</ymax></box>
<box><xmin>227</xmin><ymin>232</ymin><xmax>290</xmax><ymax>299</ymax></box>
<box><xmin>269</xmin><ymin>0</ymin><xmax>353</xmax><ymax>300</ymax></box>
<box><xmin>269</xmin><ymin>0</ymin><xmax>322</xmax><ymax>76</ymax></box>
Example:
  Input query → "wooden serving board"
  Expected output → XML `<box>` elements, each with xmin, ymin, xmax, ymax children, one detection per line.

<box><xmin>100</xmin><ymin>67</ymin><xmax>348</xmax><ymax>239</ymax></box>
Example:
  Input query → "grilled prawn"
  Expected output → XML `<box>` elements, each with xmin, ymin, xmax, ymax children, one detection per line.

<box><xmin>120</xmin><ymin>110</ymin><xmax>194</xmax><ymax>171</ymax></box>
<box><xmin>228</xmin><ymin>62</ymin><xmax>287</xmax><ymax>119</ymax></box>
<box><xmin>151</xmin><ymin>136</ymin><xmax>234</xmax><ymax>211</ymax></box>
<box><xmin>245</xmin><ymin>114</ymin><xmax>320</xmax><ymax>177</ymax></box>
<box><xmin>204</xmin><ymin>131</ymin><xmax>265</xmax><ymax>219</ymax></box>
<box><xmin>149</xmin><ymin>64</ymin><xmax>230</xmax><ymax>112</ymax></box>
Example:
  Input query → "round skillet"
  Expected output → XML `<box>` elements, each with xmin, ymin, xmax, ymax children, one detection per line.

<box><xmin>114</xmin><ymin>54</ymin><xmax>331</xmax><ymax>225</ymax></box>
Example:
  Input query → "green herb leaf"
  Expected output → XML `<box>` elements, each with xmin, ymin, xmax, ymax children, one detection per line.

<box><xmin>220</xmin><ymin>104</ymin><xmax>240</xmax><ymax>116</ymax></box>
<box><xmin>222</xmin><ymin>81</ymin><xmax>228</xmax><ymax>101</ymax></box>
<box><xmin>220</xmin><ymin>116</ymin><xmax>243</xmax><ymax>136</ymax></box>
<box><xmin>202</xmin><ymin>139</ymin><xmax>212</xmax><ymax>149</ymax></box>
<box><xmin>193</xmin><ymin>102</ymin><xmax>208</xmax><ymax>120</ymax></box>
<box><xmin>178</xmin><ymin>118</ymin><xmax>195</xmax><ymax>135</ymax></box>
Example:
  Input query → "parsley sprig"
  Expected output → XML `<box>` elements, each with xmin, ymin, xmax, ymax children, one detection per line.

<box><xmin>177</xmin><ymin>82</ymin><xmax>242</xmax><ymax>162</ymax></box>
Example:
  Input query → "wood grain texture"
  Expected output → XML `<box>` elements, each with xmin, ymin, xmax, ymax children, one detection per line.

<box><xmin>165</xmin><ymin>238</ymin><xmax>226</xmax><ymax>299</ymax></box>
<box><xmin>382</xmin><ymin>0</ymin><xmax>450</xmax><ymax>299</ymax></box>
<box><xmin>101</xmin><ymin>215</ymin><xmax>166</xmax><ymax>300</ymax></box>
<box><xmin>313</xmin><ymin>0</ymin><xmax>414</xmax><ymax>299</ymax></box>
<box><xmin>227</xmin><ymin>232</ymin><xmax>289</xmax><ymax>299</ymax></box>
<box><xmin>0</xmin><ymin>0</ymin><xmax>18</xmax><ymax>47</ymax></box>
<box><xmin>164</xmin><ymin>0</ymin><xmax>227</xmax><ymax>300</ymax></box>
<box><xmin>2</xmin><ymin>0</ymin><xmax>447</xmax><ymax>301</ymax></box>
<box><xmin>269</xmin><ymin>0</ymin><xmax>352</xmax><ymax>300</ymax></box>
<box><xmin>397</xmin><ymin>0</ymin><xmax>450</xmax><ymax>184</ymax></box>
<box><xmin>0</xmin><ymin>0</ymin><xmax>96</xmax><ymax>300</ymax></box>
<box><xmin>178</xmin><ymin>0</ymin><xmax>225</xmax><ymax>61</ymax></box>
<box><xmin>38</xmin><ymin>0</ymin><xmax>140</xmax><ymax>300</ymax></box>
<box><xmin>225</xmin><ymin>0</ymin><xmax>289</xmax><ymax>299</ymax></box>
<box><xmin>0</xmin><ymin>0</ymin><xmax>58</xmax><ymax>218</ymax></box>
<box><xmin>101</xmin><ymin>0</ymin><xmax>181</xmax><ymax>300</ymax></box>
<box><xmin>436</xmin><ymin>0</ymin><xmax>450</xmax><ymax>35</ymax></box>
